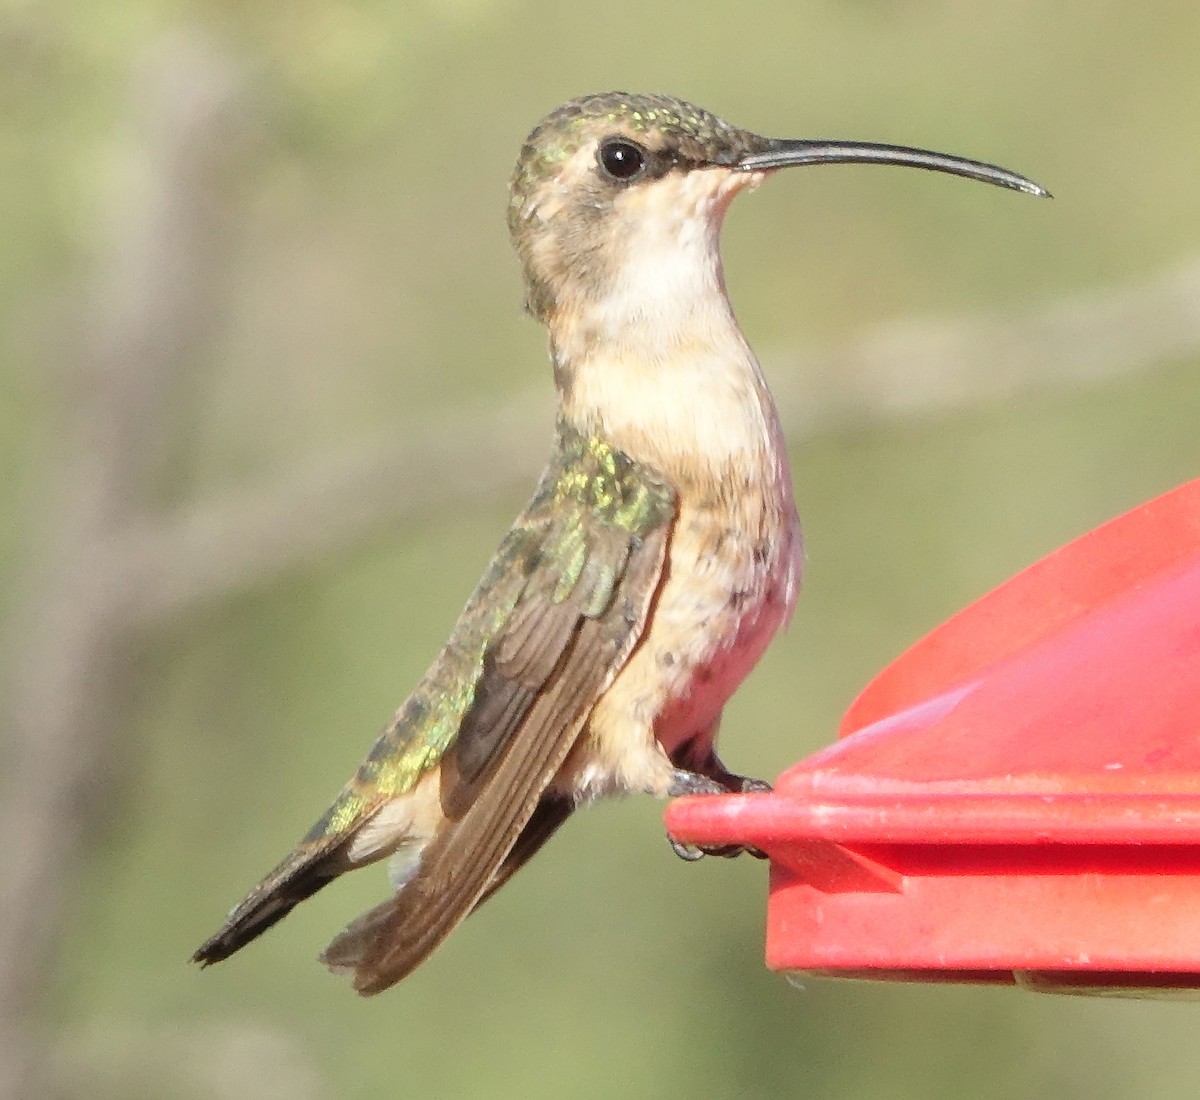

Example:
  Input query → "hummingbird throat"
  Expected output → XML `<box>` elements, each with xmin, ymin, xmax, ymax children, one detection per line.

<box><xmin>550</xmin><ymin>166</ymin><xmax>777</xmax><ymax>480</ymax></box>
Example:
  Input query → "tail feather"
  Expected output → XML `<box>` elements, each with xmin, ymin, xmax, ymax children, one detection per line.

<box><xmin>318</xmin><ymin>796</ymin><xmax>574</xmax><ymax>993</ymax></box>
<box><xmin>319</xmin><ymin>897</ymin><xmax>395</xmax><ymax>976</ymax></box>
<box><xmin>192</xmin><ymin>843</ymin><xmax>341</xmax><ymax>966</ymax></box>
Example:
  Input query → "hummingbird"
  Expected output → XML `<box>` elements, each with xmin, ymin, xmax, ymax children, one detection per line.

<box><xmin>193</xmin><ymin>92</ymin><xmax>1046</xmax><ymax>995</ymax></box>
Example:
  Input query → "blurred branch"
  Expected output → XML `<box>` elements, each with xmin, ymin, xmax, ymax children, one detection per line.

<box><xmin>113</xmin><ymin>388</ymin><xmax>556</xmax><ymax>626</ymax></box>
<box><xmin>0</xmin><ymin>34</ymin><xmax>253</xmax><ymax>1099</ymax></box>
<box><xmin>766</xmin><ymin>256</ymin><xmax>1200</xmax><ymax>433</ymax></box>
<box><xmin>115</xmin><ymin>256</ymin><xmax>1200</xmax><ymax>625</ymax></box>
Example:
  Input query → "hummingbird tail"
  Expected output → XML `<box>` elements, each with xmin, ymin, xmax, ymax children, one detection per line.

<box><xmin>318</xmin><ymin>897</ymin><xmax>394</xmax><ymax>975</ymax></box>
<box><xmin>192</xmin><ymin>845</ymin><xmax>340</xmax><ymax>966</ymax></box>
<box><xmin>318</xmin><ymin>795</ymin><xmax>575</xmax><ymax>993</ymax></box>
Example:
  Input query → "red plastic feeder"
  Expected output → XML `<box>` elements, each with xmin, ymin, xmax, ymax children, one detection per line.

<box><xmin>666</xmin><ymin>478</ymin><xmax>1200</xmax><ymax>995</ymax></box>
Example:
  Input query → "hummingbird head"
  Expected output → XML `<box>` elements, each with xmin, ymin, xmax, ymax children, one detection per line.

<box><xmin>507</xmin><ymin>92</ymin><xmax>1046</xmax><ymax>335</ymax></box>
<box><xmin>507</xmin><ymin>92</ymin><xmax>771</xmax><ymax>330</ymax></box>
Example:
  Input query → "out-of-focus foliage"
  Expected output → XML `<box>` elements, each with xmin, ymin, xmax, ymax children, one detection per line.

<box><xmin>6</xmin><ymin>1</ymin><xmax>1200</xmax><ymax>1097</ymax></box>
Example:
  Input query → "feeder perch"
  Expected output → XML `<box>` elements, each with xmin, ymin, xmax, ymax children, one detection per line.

<box><xmin>665</xmin><ymin>478</ymin><xmax>1200</xmax><ymax>995</ymax></box>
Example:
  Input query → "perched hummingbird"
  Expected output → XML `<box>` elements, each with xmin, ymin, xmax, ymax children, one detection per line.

<box><xmin>194</xmin><ymin>92</ymin><xmax>1046</xmax><ymax>994</ymax></box>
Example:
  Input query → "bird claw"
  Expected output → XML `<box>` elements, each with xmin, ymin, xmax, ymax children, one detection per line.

<box><xmin>666</xmin><ymin>768</ymin><xmax>774</xmax><ymax>798</ymax></box>
<box><xmin>666</xmin><ymin>834</ymin><xmax>768</xmax><ymax>862</ymax></box>
<box><xmin>737</xmin><ymin>777</ymin><xmax>773</xmax><ymax>795</ymax></box>
<box><xmin>668</xmin><ymin>836</ymin><xmax>707</xmax><ymax>862</ymax></box>
<box><xmin>666</xmin><ymin>769</ymin><xmax>773</xmax><ymax>861</ymax></box>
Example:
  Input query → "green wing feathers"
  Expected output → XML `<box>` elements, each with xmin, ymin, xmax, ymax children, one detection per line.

<box><xmin>317</xmin><ymin>426</ymin><xmax>674</xmax><ymax>817</ymax></box>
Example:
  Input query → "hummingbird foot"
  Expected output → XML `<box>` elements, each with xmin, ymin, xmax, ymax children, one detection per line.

<box><xmin>665</xmin><ymin>768</ymin><xmax>770</xmax><ymax>861</ymax></box>
<box><xmin>736</xmin><ymin>776</ymin><xmax>773</xmax><ymax>795</ymax></box>
<box><xmin>668</xmin><ymin>835</ymin><xmax>709</xmax><ymax>862</ymax></box>
<box><xmin>700</xmin><ymin>760</ymin><xmax>773</xmax><ymax>796</ymax></box>
<box><xmin>666</xmin><ymin>768</ymin><xmax>727</xmax><ymax>798</ymax></box>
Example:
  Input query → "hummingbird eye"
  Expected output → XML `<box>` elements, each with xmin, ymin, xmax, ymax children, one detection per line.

<box><xmin>597</xmin><ymin>138</ymin><xmax>648</xmax><ymax>182</ymax></box>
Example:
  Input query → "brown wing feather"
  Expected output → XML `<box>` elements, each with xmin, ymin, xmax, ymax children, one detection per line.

<box><xmin>475</xmin><ymin>795</ymin><xmax>575</xmax><ymax>908</ymax></box>
<box><xmin>439</xmin><ymin>520</ymin><xmax>636</xmax><ymax>816</ymax></box>
<box><xmin>322</xmin><ymin>521</ymin><xmax>669</xmax><ymax>994</ymax></box>
<box><xmin>436</xmin><ymin>533</ymin><xmax>592</xmax><ymax>817</ymax></box>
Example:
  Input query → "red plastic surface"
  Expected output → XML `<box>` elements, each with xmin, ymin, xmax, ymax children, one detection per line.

<box><xmin>665</xmin><ymin>478</ymin><xmax>1200</xmax><ymax>993</ymax></box>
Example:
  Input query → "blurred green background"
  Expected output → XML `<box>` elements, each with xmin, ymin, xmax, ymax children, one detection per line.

<box><xmin>5</xmin><ymin>1</ymin><xmax>1200</xmax><ymax>1097</ymax></box>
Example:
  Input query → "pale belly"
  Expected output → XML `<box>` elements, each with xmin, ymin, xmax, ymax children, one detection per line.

<box><xmin>556</xmin><ymin>491</ymin><xmax>803</xmax><ymax>802</ymax></box>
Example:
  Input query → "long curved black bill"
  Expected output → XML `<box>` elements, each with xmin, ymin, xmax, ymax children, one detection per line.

<box><xmin>738</xmin><ymin>139</ymin><xmax>1050</xmax><ymax>198</ymax></box>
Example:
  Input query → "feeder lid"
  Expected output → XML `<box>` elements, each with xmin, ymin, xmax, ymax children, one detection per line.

<box><xmin>666</xmin><ymin>478</ymin><xmax>1200</xmax><ymax>992</ymax></box>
